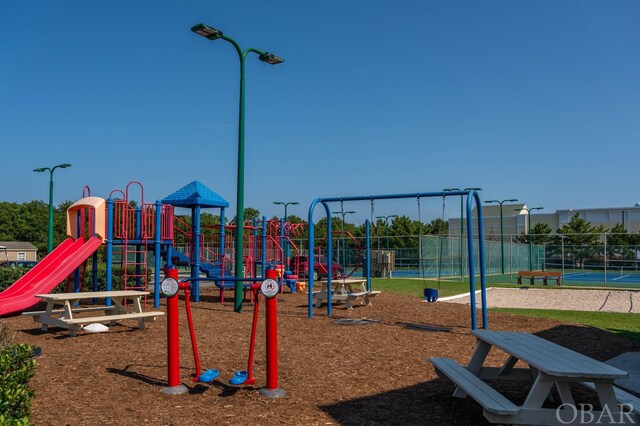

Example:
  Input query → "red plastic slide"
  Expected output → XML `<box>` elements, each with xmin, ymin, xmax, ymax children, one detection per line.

<box><xmin>0</xmin><ymin>237</ymin><xmax>102</xmax><ymax>316</ymax></box>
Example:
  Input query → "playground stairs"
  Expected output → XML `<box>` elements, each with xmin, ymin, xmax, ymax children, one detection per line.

<box><xmin>170</xmin><ymin>248</ymin><xmax>226</xmax><ymax>279</ymax></box>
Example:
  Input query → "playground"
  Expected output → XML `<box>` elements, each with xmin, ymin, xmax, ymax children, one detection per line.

<box><xmin>3</xmin><ymin>288</ymin><xmax>640</xmax><ymax>425</ymax></box>
<box><xmin>3</xmin><ymin>184</ymin><xmax>640</xmax><ymax>424</ymax></box>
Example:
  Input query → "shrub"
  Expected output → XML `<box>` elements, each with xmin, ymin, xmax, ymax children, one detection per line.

<box><xmin>0</xmin><ymin>269</ymin><xmax>27</xmax><ymax>292</ymax></box>
<box><xmin>0</xmin><ymin>327</ymin><xmax>36</xmax><ymax>425</ymax></box>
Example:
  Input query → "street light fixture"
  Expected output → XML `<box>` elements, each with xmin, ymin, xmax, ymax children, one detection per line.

<box><xmin>34</xmin><ymin>163</ymin><xmax>72</xmax><ymax>253</ymax></box>
<box><xmin>375</xmin><ymin>215</ymin><xmax>398</xmax><ymax>251</ymax></box>
<box><xmin>273</xmin><ymin>201</ymin><xmax>299</xmax><ymax>222</ymax></box>
<box><xmin>516</xmin><ymin>206</ymin><xmax>543</xmax><ymax>271</ymax></box>
<box><xmin>192</xmin><ymin>23</ymin><xmax>284</xmax><ymax>312</ymax></box>
<box><xmin>332</xmin><ymin>210</ymin><xmax>356</xmax><ymax>269</ymax></box>
<box><xmin>485</xmin><ymin>198</ymin><xmax>518</xmax><ymax>274</ymax></box>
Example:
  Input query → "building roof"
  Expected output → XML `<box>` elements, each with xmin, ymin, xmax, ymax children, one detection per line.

<box><xmin>162</xmin><ymin>180</ymin><xmax>229</xmax><ymax>208</ymax></box>
<box><xmin>0</xmin><ymin>241</ymin><xmax>38</xmax><ymax>250</ymax></box>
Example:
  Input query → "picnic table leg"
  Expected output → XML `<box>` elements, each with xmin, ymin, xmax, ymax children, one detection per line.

<box><xmin>41</xmin><ymin>301</ymin><xmax>55</xmax><ymax>332</ymax></box>
<box><xmin>63</xmin><ymin>300</ymin><xmax>75</xmax><ymax>321</ymax></box>
<box><xmin>133</xmin><ymin>296</ymin><xmax>146</xmax><ymax>330</ymax></box>
<box><xmin>523</xmin><ymin>372</ymin><xmax>555</xmax><ymax>408</ymax></box>
<box><xmin>111</xmin><ymin>297</ymin><xmax>127</xmax><ymax>315</ymax></box>
<box><xmin>453</xmin><ymin>340</ymin><xmax>491</xmax><ymax>398</ymax></box>
<box><xmin>555</xmin><ymin>382</ymin><xmax>575</xmax><ymax>405</ymax></box>
<box><xmin>345</xmin><ymin>298</ymin><xmax>354</xmax><ymax>310</ymax></box>
<box><xmin>109</xmin><ymin>297</ymin><xmax>128</xmax><ymax>326</ymax></box>
<box><xmin>498</xmin><ymin>355</ymin><xmax>519</xmax><ymax>377</ymax></box>
<box><xmin>594</xmin><ymin>382</ymin><xmax>622</xmax><ymax>412</ymax></box>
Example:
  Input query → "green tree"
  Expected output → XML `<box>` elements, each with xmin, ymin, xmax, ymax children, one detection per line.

<box><xmin>556</xmin><ymin>213</ymin><xmax>606</xmax><ymax>268</ymax></box>
<box><xmin>425</xmin><ymin>218</ymin><xmax>448</xmax><ymax>235</ymax></box>
<box><xmin>515</xmin><ymin>223</ymin><xmax>553</xmax><ymax>245</ymax></box>
<box><xmin>387</xmin><ymin>215</ymin><xmax>426</xmax><ymax>249</ymax></box>
<box><xmin>243</xmin><ymin>207</ymin><xmax>260</xmax><ymax>223</ymax></box>
<box><xmin>606</xmin><ymin>223</ymin><xmax>636</xmax><ymax>266</ymax></box>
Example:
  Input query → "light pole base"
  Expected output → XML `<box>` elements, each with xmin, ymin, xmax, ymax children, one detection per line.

<box><xmin>259</xmin><ymin>387</ymin><xmax>286</xmax><ymax>398</ymax></box>
<box><xmin>162</xmin><ymin>384</ymin><xmax>189</xmax><ymax>395</ymax></box>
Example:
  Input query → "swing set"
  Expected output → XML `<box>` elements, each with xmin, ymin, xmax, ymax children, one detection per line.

<box><xmin>307</xmin><ymin>189</ymin><xmax>489</xmax><ymax>330</ymax></box>
<box><xmin>416</xmin><ymin>192</ymin><xmax>453</xmax><ymax>301</ymax></box>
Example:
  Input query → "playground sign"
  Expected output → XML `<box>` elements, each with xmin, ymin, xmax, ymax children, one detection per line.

<box><xmin>260</xmin><ymin>278</ymin><xmax>279</xmax><ymax>298</ymax></box>
<box><xmin>160</xmin><ymin>277</ymin><xmax>179</xmax><ymax>297</ymax></box>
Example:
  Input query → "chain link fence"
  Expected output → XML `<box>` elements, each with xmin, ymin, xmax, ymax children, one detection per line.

<box><xmin>290</xmin><ymin>232</ymin><xmax>640</xmax><ymax>288</ymax></box>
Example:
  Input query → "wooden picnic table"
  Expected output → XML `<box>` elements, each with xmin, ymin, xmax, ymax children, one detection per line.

<box><xmin>311</xmin><ymin>278</ymin><xmax>380</xmax><ymax>310</ymax></box>
<box><xmin>431</xmin><ymin>330</ymin><xmax>637</xmax><ymax>425</ymax></box>
<box><xmin>24</xmin><ymin>291</ymin><xmax>164</xmax><ymax>336</ymax></box>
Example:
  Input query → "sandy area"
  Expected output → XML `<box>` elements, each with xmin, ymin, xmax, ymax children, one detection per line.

<box><xmin>444</xmin><ymin>287</ymin><xmax>640</xmax><ymax>313</ymax></box>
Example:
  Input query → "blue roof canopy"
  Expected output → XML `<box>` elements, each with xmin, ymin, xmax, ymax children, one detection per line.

<box><xmin>162</xmin><ymin>180</ymin><xmax>229</xmax><ymax>208</ymax></box>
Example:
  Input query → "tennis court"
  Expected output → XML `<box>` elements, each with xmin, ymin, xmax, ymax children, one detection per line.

<box><xmin>562</xmin><ymin>269</ymin><xmax>640</xmax><ymax>287</ymax></box>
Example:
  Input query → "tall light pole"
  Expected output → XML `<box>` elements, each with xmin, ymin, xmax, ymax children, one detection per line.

<box><xmin>375</xmin><ymin>215</ymin><xmax>397</xmax><ymax>250</ymax></box>
<box><xmin>516</xmin><ymin>206</ymin><xmax>543</xmax><ymax>271</ymax></box>
<box><xmin>34</xmin><ymin>163</ymin><xmax>72</xmax><ymax>253</ymax></box>
<box><xmin>273</xmin><ymin>201</ymin><xmax>299</xmax><ymax>222</ymax></box>
<box><xmin>486</xmin><ymin>198</ymin><xmax>518</xmax><ymax>274</ymax></box>
<box><xmin>332</xmin><ymin>210</ymin><xmax>356</xmax><ymax>269</ymax></box>
<box><xmin>192</xmin><ymin>23</ymin><xmax>284</xmax><ymax>312</ymax></box>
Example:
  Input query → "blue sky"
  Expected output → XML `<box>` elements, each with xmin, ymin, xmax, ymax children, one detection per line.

<box><xmin>1</xmin><ymin>1</ymin><xmax>638</xmax><ymax>224</ymax></box>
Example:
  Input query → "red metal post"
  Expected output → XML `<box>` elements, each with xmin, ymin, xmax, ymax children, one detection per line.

<box><xmin>166</xmin><ymin>267</ymin><xmax>180</xmax><ymax>387</ymax></box>
<box><xmin>260</xmin><ymin>268</ymin><xmax>285</xmax><ymax>397</ymax></box>
<box><xmin>181</xmin><ymin>283</ymin><xmax>202</xmax><ymax>382</ymax></box>
<box><xmin>244</xmin><ymin>284</ymin><xmax>261</xmax><ymax>386</ymax></box>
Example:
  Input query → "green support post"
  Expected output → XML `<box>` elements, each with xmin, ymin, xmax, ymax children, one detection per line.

<box><xmin>191</xmin><ymin>23</ymin><xmax>284</xmax><ymax>312</ymax></box>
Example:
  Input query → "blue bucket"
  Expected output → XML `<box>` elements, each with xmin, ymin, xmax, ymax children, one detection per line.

<box><xmin>423</xmin><ymin>288</ymin><xmax>439</xmax><ymax>302</ymax></box>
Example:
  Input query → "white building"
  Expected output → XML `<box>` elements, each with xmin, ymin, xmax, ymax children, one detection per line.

<box><xmin>448</xmin><ymin>204</ymin><xmax>640</xmax><ymax>238</ymax></box>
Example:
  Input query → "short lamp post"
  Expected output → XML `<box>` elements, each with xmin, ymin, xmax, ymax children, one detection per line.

<box><xmin>332</xmin><ymin>210</ymin><xmax>356</xmax><ymax>269</ymax></box>
<box><xmin>192</xmin><ymin>23</ymin><xmax>284</xmax><ymax>312</ymax></box>
<box><xmin>375</xmin><ymin>215</ymin><xmax>397</xmax><ymax>250</ymax></box>
<box><xmin>34</xmin><ymin>163</ymin><xmax>72</xmax><ymax>253</ymax></box>
<box><xmin>273</xmin><ymin>201</ymin><xmax>298</xmax><ymax>265</ymax></box>
<box><xmin>273</xmin><ymin>201</ymin><xmax>298</xmax><ymax>223</ymax></box>
<box><xmin>485</xmin><ymin>198</ymin><xmax>518</xmax><ymax>275</ymax></box>
<box><xmin>517</xmin><ymin>206</ymin><xmax>543</xmax><ymax>271</ymax></box>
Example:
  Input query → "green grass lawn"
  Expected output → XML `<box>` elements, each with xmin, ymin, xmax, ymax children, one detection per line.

<box><xmin>491</xmin><ymin>308</ymin><xmax>640</xmax><ymax>342</ymax></box>
<box><xmin>372</xmin><ymin>277</ymin><xmax>640</xmax><ymax>342</ymax></box>
<box><xmin>371</xmin><ymin>277</ymin><xmax>521</xmax><ymax>298</ymax></box>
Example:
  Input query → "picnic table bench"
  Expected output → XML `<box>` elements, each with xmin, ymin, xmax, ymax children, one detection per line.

<box><xmin>312</xmin><ymin>278</ymin><xmax>380</xmax><ymax>310</ymax></box>
<box><xmin>517</xmin><ymin>270</ymin><xmax>562</xmax><ymax>285</ymax></box>
<box><xmin>430</xmin><ymin>330</ymin><xmax>637</xmax><ymax>425</ymax></box>
<box><xmin>23</xmin><ymin>291</ymin><xmax>164</xmax><ymax>336</ymax></box>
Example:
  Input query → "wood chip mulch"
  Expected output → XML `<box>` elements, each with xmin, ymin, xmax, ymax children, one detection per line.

<box><xmin>2</xmin><ymin>289</ymin><xmax>639</xmax><ymax>425</ymax></box>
